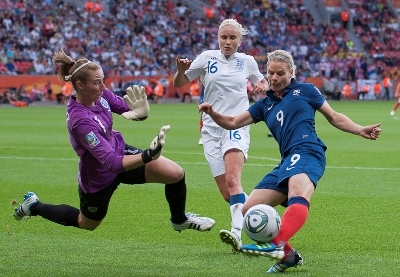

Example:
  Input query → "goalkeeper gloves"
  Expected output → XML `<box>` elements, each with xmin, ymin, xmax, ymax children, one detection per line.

<box><xmin>122</xmin><ymin>85</ymin><xmax>149</xmax><ymax>121</ymax></box>
<box><xmin>141</xmin><ymin>125</ymin><xmax>170</xmax><ymax>163</ymax></box>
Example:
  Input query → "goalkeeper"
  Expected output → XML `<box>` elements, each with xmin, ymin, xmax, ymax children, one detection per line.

<box><xmin>13</xmin><ymin>49</ymin><xmax>215</xmax><ymax>234</ymax></box>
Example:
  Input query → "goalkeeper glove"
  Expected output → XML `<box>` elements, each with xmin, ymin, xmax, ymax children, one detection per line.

<box><xmin>122</xmin><ymin>85</ymin><xmax>149</xmax><ymax>121</ymax></box>
<box><xmin>141</xmin><ymin>125</ymin><xmax>170</xmax><ymax>163</ymax></box>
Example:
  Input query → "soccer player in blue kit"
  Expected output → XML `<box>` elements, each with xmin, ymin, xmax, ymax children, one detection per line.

<box><xmin>174</xmin><ymin>18</ymin><xmax>269</xmax><ymax>253</ymax></box>
<box><xmin>13</xmin><ymin>49</ymin><xmax>215</xmax><ymax>234</ymax></box>
<box><xmin>199</xmin><ymin>49</ymin><xmax>381</xmax><ymax>273</ymax></box>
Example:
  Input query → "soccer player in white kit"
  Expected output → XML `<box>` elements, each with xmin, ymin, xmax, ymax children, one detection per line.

<box><xmin>173</xmin><ymin>18</ymin><xmax>269</xmax><ymax>252</ymax></box>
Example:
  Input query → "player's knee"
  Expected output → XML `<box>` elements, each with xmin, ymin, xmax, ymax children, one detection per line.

<box><xmin>78</xmin><ymin>214</ymin><xmax>102</xmax><ymax>231</ymax></box>
<box><xmin>170</xmin><ymin>165</ymin><xmax>184</xmax><ymax>181</ymax></box>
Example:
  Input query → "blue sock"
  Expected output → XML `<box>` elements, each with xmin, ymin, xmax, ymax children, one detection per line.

<box><xmin>229</xmin><ymin>193</ymin><xmax>246</xmax><ymax>206</ymax></box>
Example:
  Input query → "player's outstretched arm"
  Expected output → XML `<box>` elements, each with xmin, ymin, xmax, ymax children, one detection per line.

<box><xmin>198</xmin><ymin>102</ymin><xmax>254</xmax><ymax>130</ymax></box>
<box><xmin>319</xmin><ymin>101</ymin><xmax>381</xmax><ymax>140</ymax></box>
<box><xmin>121</xmin><ymin>85</ymin><xmax>149</xmax><ymax>121</ymax></box>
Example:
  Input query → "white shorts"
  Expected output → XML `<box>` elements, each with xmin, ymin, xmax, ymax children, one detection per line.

<box><xmin>201</xmin><ymin>125</ymin><xmax>250</xmax><ymax>177</ymax></box>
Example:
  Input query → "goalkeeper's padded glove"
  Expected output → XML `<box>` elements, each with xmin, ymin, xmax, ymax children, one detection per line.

<box><xmin>141</xmin><ymin>125</ymin><xmax>170</xmax><ymax>163</ymax></box>
<box><xmin>122</xmin><ymin>85</ymin><xmax>149</xmax><ymax>121</ymax></box>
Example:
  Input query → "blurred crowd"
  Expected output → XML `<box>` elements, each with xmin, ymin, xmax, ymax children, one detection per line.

<box><xmin>0</xmin><ymin>0</ymin><xmax>399</xmax><ymax>82</ymax></box>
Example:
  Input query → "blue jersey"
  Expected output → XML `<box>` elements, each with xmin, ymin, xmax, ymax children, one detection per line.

<box><xmin>248</xmin><ymin>79</ymin><xmax>327</xmax><ymax>157</ymax></box>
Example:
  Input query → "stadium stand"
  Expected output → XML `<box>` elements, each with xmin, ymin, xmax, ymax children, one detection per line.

<box><xmin>0</xmin><ymin>0</ymin><xmax>399</xmax><ymax>99</ymax></box>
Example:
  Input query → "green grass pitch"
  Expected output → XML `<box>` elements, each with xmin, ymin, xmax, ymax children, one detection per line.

<box><xmin>1</xmin><ymin>100</ymin><xmax>399</xmax><ymax>276</ymax></box>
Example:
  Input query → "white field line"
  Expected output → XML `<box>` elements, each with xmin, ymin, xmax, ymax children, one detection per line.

<box><xmin>0</xmin><ymin>150</ymin><xmax>399</xmax><ymax>171</ymax></box>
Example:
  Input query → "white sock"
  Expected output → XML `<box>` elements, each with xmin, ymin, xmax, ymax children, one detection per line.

<box><xmin>230</xmin><ymin>203</ymin><xmax>244</xmax><ymax>237</ymax></box>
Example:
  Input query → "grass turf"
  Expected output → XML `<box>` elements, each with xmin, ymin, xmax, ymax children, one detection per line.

<box><xmin>1</xmin><ymin>100</ymin><xmax>399</xmax><ymax>276</ymax></box>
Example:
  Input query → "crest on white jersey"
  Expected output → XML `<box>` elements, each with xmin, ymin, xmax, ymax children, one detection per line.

<box><xmin>235</xmin><ymin>58</ymin><xmax>244</xmax><ymax>71</ymax></box>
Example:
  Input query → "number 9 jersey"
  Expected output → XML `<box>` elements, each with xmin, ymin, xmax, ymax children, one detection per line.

<box><xmin>249</xmin><ymin>79</ymin><xmax>327</xmax><ymax>194</ymax></box>
<box><xmin>248</xmin><ymin>79</ymin><xmax>327</xmax><ymax>157</ymax></box>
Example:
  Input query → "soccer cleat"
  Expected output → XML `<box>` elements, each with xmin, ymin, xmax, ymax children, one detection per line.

<box><xmin>13</xmin><ymin>192</ymin><xmax>40</xmax><ymax>220</ymax></box>
<box><xmin>219</xmin><ymin>229</ymin><xmax>242</xmax><ymax>253</ymax></box>
<box><xmin>171</xmin><ymin>212</ymin><xmax>215</xmax><ymax>232</ymax></box>
<box><xmin>241</xmin><ymin>242</ymin><xmax>284</xmax><ymax>260</ymax></box>
<box><xmin>390</xmin><ymin>110</ymin><xmax>395</xmax><ymax>116</ymax></box>
<box><xmin>267</xmin><ymin>250</ymin><xmax>303</xmax><ymax>273</ymax></box>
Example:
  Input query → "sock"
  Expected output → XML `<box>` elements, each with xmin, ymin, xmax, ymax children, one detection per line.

<box><xmin>282</xmin><ymin>242</ymin><xmax>294</xmax><ymax>261</ymax></box>
<box><xmin>165</xmin><ymin>175</ymin><xmax>187</xmax><ymax>224</ymax></box>
<box><xmin>230</xmin><ymin>193</ymin><xmax>246</xmax><ymax>234</ymax></box>
<box><xmin>394</xmin><ymin>103</ymin><xmax>400</xmax><ymax>112</ymax></box>
<box><xmin>283</xmin><ymin>247</ymin><xmax>295</xmax><ymax>263</ymax></box>
<box><xmin>31</xmin><ymin>203</ymin><xmax>80</xmax><ymax>228</ymax></box>
<box><xmin>271</xmin><ymin>196</ymin><xmax>309</xmax><ymax>247</ymax></box>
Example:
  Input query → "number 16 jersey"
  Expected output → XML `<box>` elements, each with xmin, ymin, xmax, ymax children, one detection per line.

<box><xmin>185</xmin><ymin>50</ymin><xmax>264</xmax><ymax>128</ymax></box>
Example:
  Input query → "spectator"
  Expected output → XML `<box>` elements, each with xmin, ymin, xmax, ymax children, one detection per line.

<box><xmin>153</xmin><ymin>80</ymin><xmax>165</xmax><ymax>104</ymax></box>
<box><xmin>382</xmin><ymin>74</ymin><xmax>391</xmax><ymax>100</ymax></box>
<box><xmin>61</xmin><ymin>82</ymin><xmax>73</xmax><ymax>105</ymax></box>
<box><xmin>30</xmin><ymin>85</ymin><xmax>44</xmax><ymax>102</ymax></box>
<box><xmin>0</xmin><ymin>0</ymin><xmax>372</xmax><ymax>81</ymax></box>
<box><xmin>358</xmin><ymin>83</ymin><xmax>370</xmax><ymax>100</ymax></box>
<box><xmin>341</xmin><ymin>82</ymin><xmax>351</xmax><ymax>100</ymax></box>
<box><xmin>43</xmin><ymin>80</ymin><xmax>53</xmax><ymax>101</ymax></box>
<box><xmin>181</xmin><ymin>79</ymin><xmax>200</xmax><ymax>103</ymax></box>
<box><xmin>341</xmin><ymin>10</ymin><xmax>349</xmax><ymax>29</ymax></box>
<box><xmin>5</xmin><ymin>59</ymin><xmax>17</xmax><ymax>75</ymax></box>
<box><xmin>373</xmin><ymin>81</ymin><xmax>381</xmax><ymax>99</ymax></box>
<box><xmin>17</xmin><ymin>85</ymin><xmax>31</xmax><ymax>106</ymax></box>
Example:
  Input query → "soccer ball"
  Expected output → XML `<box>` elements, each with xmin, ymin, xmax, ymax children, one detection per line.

<box><xmin>243</xmin><ymin>204</ymin><xmax>281</xmax><ymax>243</ymax></box>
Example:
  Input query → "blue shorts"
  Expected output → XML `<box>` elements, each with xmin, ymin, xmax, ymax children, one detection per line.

<box><xmin>255</xmin><ymin>144</ymin><xmax>326</xmax><ymax>196</ymax></box>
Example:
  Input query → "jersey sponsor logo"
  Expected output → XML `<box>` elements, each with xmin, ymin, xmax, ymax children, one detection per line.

<box><xmin>100</xmin><ymin>97</ymin><xmax>111</xmax><ymax>111</ymax></box>
<box><xmin>292</xmin><ymin>89</ymin><xmax>301</xmax><ymax>96</ymax></box>
<box><xmin>235</xmin><ymin>58</ymin><xmax>244</xmax><ymax>71</ymax></box>
<box><xmin>268</xmin><ymin>104</ymin><xmax>274</xmax><ymax>110</ymax></box>
<box><xmin>84</xmin><ymin>131</ymin><xmax>100</xmax><ymax>148</ymax></box>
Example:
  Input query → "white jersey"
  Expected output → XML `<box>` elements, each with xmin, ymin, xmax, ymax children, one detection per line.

<box><xmin>185</xmin><ymin>50</ymin><xmax>264</xmax><ymax>127</ymax></box>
